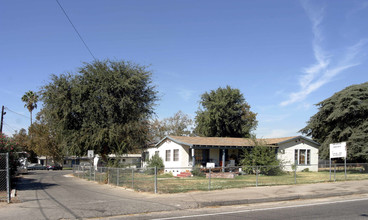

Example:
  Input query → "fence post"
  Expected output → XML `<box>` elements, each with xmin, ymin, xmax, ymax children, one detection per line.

<box><xmin>94</xmin><ymin>166</ymin><xmax>96</xmax><ymax>181</ymax></box>
<box><xmin>344</xmin><ymin>158</ymin><xmax>347</xmax><ymax>181</ymax></box>
<box><xmin>99</xmin><ymin>167</ymin><xmax>102</xmax><ymax>183</ymax></box>
<box><xmin>208</xmin><ymin>167</ymin><xmax>211</xmax><ymax>191</ymax></box>
<box><xmin>154</xmin><ymin>166</ymin><xmax>157</xmax><ymax>194</ymax></box>
<box><xmin>334</xmin><ymin>164</ymin><xmax>336</xmax><ymax>182</ymax></box>
<box><xmin>132</xmin><ymin>168</ymin><xmax>134</xmax><ymax>189</ymax></box>
<box><xmin>108</xmin><ymin>167</ymin><xmax>110</xmax><ymax>185</ymax></box>
<box><xmin>6</xmin><ymin>153</ymin><xmax>10</xmax><ymax>203</ymax></box>
<box><xmin>117</xmin><ymin>168</ymin><xmax>120</xmax><ymax>186</ymax></box>
<box><xmin>256</xmin><ymin>166</ymin><xmax>258</xmax><ymax>187</ymax></box>
<box><xmin>294</xmin><ymin>164</ymin><xmax>297</xmax><ymax>184</ymax></box>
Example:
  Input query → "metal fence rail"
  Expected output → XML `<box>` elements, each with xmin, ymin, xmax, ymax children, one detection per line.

<box><xmin>73</xmin><ymin>163</ymin><xmax>368</xmax><ymax>194</ymax></box>
<box><xmin>0</xmin><ymin>153</ymin><xmax>10</xmax><ymax>203</ymax></box>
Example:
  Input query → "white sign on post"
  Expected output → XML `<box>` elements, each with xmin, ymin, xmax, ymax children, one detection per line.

<box><xmin>87</xmin><ymin>150</ymin><xmax>94</xmax><ymax>158</ymax></box>
<box><xmin>329</xmin><ymin>142</ymin><xmax>347</xmax><ymax>158</ymax></box>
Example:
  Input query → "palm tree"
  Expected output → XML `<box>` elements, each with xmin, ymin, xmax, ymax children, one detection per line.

<box><xmin>21</xmin><ymin>90</ymin><xmax>39</xmax><ymax>125</ymax></box>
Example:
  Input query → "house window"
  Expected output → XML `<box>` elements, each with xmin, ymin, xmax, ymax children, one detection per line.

<box><xmin>307</xmin><ymin>149</ymin><xmax>310</xmax><ymax>164</ymax></box>
<box><xmin>145</xmin><ymin>152</ymin><xmax>149</xmax><ymax>161</ymax></box>
<box><xmin>295</xmin><ymin>149</ymin><xmax>311</xmax><ymax>165</ymax></box>
<box><xmin>155</xmin><ymin>151</ymin><xmax>159</xmax><ymax>156</ymax></box>
<box><xmin>166</xmin><ymin>150</ymin><xmax>171</xmax><ymax>161</ymax></box>
<box><xmin>173</xmin><ymin>149</ymin><xmax>179</xmax><ymax>161</ymax></box>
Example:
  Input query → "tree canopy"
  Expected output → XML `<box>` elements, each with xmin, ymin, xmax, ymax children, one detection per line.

<box><xmin>300</xmin><ymin>82</ymin><xmax>368</xmax><ymax>162</ymax></box>
<box><xmin>149</xmin><ymin>111</ymin><xmax>193</xmax><ymax>141</ymax></box>
<box><xmin>194</xmin><ymin>86</ymin><xmax>257</xmax><ymax>138</ymax></box>
<box><xmin>40</xmin><ymin>60</ymin><xmax>158</xmax><ymax>157</ymax></box>
<box><xmin>21</xmin><ymin>90</ymin><xmax>39</xmax><ymax>125</ymax></box>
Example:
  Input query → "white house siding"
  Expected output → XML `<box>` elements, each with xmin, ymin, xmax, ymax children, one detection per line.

<box><xmin>277</xmin><ymin>139</ymin><xmax>319</xmax><ymax>172</ymax></box>
<box><xmin>147</xmin><ymin>139</ymin><xmax>191</xmax><ymax>176</ymax></box>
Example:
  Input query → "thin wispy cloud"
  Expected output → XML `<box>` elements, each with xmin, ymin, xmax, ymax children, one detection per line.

<box><xmin>281</xmin><ymin>1</ymin><xmax>368</xmax><ymax>106</ymax></box>
<box><xmin>177</xmin><ymin>88</ymin><xmax>195</xmax><ymax>101</ymax></box>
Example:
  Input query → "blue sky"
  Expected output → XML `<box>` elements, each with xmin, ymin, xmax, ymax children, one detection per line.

<box><xmin>1</xmin><ymin>0</ymin><xmax>367</xmax><ymax>138</ymax></box>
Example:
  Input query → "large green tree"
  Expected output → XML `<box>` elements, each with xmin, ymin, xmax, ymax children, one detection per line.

<box><xmin>300</xmin><ymin>82</ymin><xmax>368</xmax><ymax>162</ymax></box>
<box><xmin>28</xmin><ymin>113</ymin><xmax>63</xmax><ymax>164</ymax></box>
<box><xmin>194</xmin><ymin>86</ymin><xmax>257</xmax><ymax>137</ymax></box>
<box><xmin>40</xmin><ymin>60</ymin><xmax>158</xmax><ymax>158</ymax></box>
<box><xmin>21</xmin><ymin>90</ymin><xmax>39</xmax><ymax>125</ymax></box>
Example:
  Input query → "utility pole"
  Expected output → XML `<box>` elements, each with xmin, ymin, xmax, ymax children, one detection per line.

<box><xmin>0</xmin><ymin>106</ymin><xmax>5</xmax><ymax>133</ymax></box>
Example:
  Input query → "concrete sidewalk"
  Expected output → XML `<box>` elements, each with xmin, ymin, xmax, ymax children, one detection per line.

<box><xmin>142</xmin><ymin>179</ymin><xmax>368</xmax><ymax>209</ymax></box>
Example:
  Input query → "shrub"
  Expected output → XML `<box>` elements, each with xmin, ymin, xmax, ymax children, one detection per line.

<box><xmin>191</xmin><ymin>165</ymin><xmax>205</xmax><ymax>177</ymax></box>
<box><xmin>241</xmin><ymin>138</ymin><xmax>284</xmax><ymax>176</ymax></box>
<box><xmin>146</xmin><ymin>154</ymin><xmax>164</xmax><ymax>175</ymax></box>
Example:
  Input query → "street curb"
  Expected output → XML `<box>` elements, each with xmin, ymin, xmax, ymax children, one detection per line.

<box><xmin>197</xmin><ymin>190</ymin><xmax>368</xmax><ymax>208</ymax></box>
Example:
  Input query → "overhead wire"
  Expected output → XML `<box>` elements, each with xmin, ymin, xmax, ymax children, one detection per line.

<box><xmin>3</xmin><ymin>122</ymin><xmax>18</xmax><ymax>133</ymax></box>
<box><xmin>4</xmin><ymin>107</ymin><xmax>30</xmax><ymax>119</ymax></box>
<box><xmin>55</xmin><ymin>0</ymin><xmax>97</xmax><ymax>61</ymax></box>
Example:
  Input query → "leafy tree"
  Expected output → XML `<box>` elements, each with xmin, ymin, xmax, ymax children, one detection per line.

<box><xmin>0</xmin><ymin>133</ymin><xmax>21</xmax><ymax>176</ymax></box>
<box><xmin>12</xmin><ymin>128</ymin><xmax>28</xmax><ymax>151</ymax></box>
<box><xmin>194</xmin><ymin>86</ymin><xmax>257</xmax><ymax>137</ymax></box>
<box><xmin>150</xmin><ymin>111</ymin><xmax>193</xmax><ymax>141</ymax></box>
<box><xmin>40</xmin><ymin>59</ymin><xmax>158</xmax><ymax>159</ymax></box>
<box><xmin>21</xmin><ymin>90</ymin><xmax>39</xmax><ymax>125</ymax></box>
<box><xmin>300</xmin><ymin>82</ymin><xmax>368</xmax><ymax>162</ymax></box>
<box><xmin>28</xmin><ymin>113</ymin><xmax>63</xmax><ymax>164</ymax></box>
<box><xmin>12</xmin><ymin>128</ymin><xmax>38</xmax><ymax>163</ymax></box>
<box><xmin>240</xmin><ymin>138</ymin><xmax>283</xmax><ymax>175</ymax></box>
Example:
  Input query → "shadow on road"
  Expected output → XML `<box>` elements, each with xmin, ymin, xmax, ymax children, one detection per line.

<box><xmin>15</xmin><ymin>176</ymin><xmax>57</xmax><ymax>191</ymax></box>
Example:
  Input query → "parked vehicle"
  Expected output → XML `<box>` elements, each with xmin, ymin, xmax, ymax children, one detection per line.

<box><xmin>80</xmin><ymin>162</ymin><xmax>91</xmax><ymax>169</ymax></box>
<box><xmin>47</xmin><ymin>164</ymin><xmax>63</xmax><ymax>170</ymax></box>
<box><xmin>27</xmin><ymin>163</ymin><xmax>47</xmax><ymax>170</ymax></box>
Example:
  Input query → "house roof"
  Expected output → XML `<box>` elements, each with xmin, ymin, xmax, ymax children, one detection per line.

<box><xmin>155</xmin><ymin>135</ymin><xmax>319</xmax><ymax>149</ymax></box>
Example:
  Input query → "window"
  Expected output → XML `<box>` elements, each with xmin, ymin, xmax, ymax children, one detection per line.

<box><xmin>307</xmin><ymin>149</ymin><xmax>310</xmax><ymax>164</ymax></box>
<box><xmin>155</xmin><ymin>151</ymin><xmax>159</xmax><ymax>156</ymax></box>
<box><xmin>295</xmin><ymin>149</ymin><xmax>311</xmax><ymax>165</ymax></box>
<box><xmin>166</xmin><ymin>150</ymin><xmax>171</xmax><ymax>161</ymax></box>
<box><xmin>173</xmin><ymin>149</ymin><xmax>179</xmax><ymax>161</ymax></box>
<box><xmin>299</xmin><ymin>149</ymin><xmax>306</xmax><ymax>164</ymax></box>
<box><xmin>145</xmin><ymin>152</ymin><xmax>149</xmax><ymax>161</ymax></box>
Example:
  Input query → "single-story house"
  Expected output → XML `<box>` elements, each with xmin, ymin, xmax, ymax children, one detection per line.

<box><xmin>144</xmin><ymin>135</ymin><xmax>319</xmax><ymax>176</ymax></box>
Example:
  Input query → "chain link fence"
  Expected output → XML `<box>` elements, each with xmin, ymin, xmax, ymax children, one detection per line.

<box><xmin>73</xmin><ymin>163</ymin><xmax>368</xmax><ymax>194</ymax></box>
<box><xmin>0</xmin><ymin>153</ymin><xmax>10</xmax><ymax>203</ymax></box>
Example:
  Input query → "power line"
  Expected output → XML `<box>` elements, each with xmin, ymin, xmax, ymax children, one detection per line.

<box><xmin>55</xmin><ymin>0</ymin><xmax>97</xmax><ymax>61</ymax></box>
<box><xmin>4</xmin><ymin>107</ymin><xmax>30</xmax><ymax>119</ymax></box>
<box><xmin>3</xmin><ymin>122</ymin><xmax>18</xmax><ymax>133</ymax></box>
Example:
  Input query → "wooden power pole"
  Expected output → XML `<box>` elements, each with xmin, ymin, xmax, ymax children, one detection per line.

<box><xmin>0</xmin><ymin>106</ymin><xmax>5</xmax><ymax>133</ymax></box>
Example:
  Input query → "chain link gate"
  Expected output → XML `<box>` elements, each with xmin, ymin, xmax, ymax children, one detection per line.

<box><xmin>0</xmin><ymin>153</ymin><xmax>10</xmax><ymax>203</ymax></box>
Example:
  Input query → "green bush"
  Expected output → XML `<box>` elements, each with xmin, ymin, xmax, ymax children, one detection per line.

<box><xmin>191</xmin><ymin>165</ymin><xmax>205</xmax><ymax>177</ymax></box>
<box><xmin>241</xmin><ymin>138</ymin><xmax>284</xmax><ymax>176</ymax></box>
<box><xmin>145</xmin><ymin>154</ymin><xmax>164</xmax><ymax>175</ymax></box>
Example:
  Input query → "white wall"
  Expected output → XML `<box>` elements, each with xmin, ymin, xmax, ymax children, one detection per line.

<box><xmin>145</xmin><ymin>139</ymin><xmax>191</xmax><ymax>176</ymax></box>
<box><xmin>277</xmin><ymin>139</ymin><xmax>319</xmax><ymax>172</ymax></box>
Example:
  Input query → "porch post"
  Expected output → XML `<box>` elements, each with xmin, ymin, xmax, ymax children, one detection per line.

<box><xmin>222</xmin><ymin>149</ymin><xmax>225</xmax><ymax>172</ymax></box>
<box><xmin>192</xmin><ymin>148</ymin><xmax>195</xmax><ymax>168</ymax></box>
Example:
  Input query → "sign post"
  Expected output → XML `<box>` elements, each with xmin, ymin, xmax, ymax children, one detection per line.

<box><xmin>329</xmin><ymin>142</ymin><xmax>347</xmax><ymax>181</ymax></box>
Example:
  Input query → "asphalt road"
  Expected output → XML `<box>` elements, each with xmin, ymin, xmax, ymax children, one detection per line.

<box><xmin>0</xmin><ymin>170</ymin><xmax>183</xmax><ymax>219</ymax></box>
<box><xmin>2</xmin><ymin>170</ymin><xmax>368</xmax><ymax>220</ymax></box>
<box><xmin>120</xmin><ymin>196</ymin><xmax>368</xmax><ymax>220</ymax></box>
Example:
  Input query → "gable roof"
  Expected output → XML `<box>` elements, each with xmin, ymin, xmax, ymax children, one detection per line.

<box><xmin>155</xmin><ymin>135</ymin><xmax>319</xmax><ymax>148</ymax></box>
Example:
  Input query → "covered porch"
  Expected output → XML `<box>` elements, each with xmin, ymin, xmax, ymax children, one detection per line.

<box><xmin>190</xmin><ymin>146</ymin><xmax>253</xmax><ymax>171</ymax></box>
